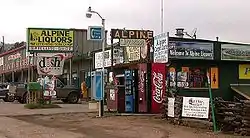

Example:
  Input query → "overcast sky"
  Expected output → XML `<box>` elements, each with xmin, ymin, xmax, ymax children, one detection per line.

<box><xmin>0</xmin><ymin>0</ymin><xmax>249</xmax><ymax>44</ymax></box>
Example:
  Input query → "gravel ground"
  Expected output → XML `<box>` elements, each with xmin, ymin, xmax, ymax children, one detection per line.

<box><xmin>11</xmin><ymin>112</ymin><xmax>248</xmax><ymax>138</ymax></box>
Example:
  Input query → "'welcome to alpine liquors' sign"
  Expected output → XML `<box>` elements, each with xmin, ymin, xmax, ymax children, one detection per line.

<box><xmin>169</xmin><ymin>41</ymin><xmax>214</xmax><ymax>60</ymax></box>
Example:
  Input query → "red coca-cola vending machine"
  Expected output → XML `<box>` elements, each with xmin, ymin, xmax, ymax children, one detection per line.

<box><xmin>138</xmin><ymin>63</ymin><xmax>148</xmax><ymax>113</ymax></box>
<box><xmin>151</xmin><ymin>63</ymin><xmax>166</xmax><ymax>114</ymax></box>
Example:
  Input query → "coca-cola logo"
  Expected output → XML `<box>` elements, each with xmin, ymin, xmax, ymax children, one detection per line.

<box><xmin>152</xmin><ymin>71</ymin><xmax>163</xmax><ymax>103</ymax></box>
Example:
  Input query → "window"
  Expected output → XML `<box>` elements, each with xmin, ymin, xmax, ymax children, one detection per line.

<box><xmin>169</xmin><ymin>66</ymin><xmax>209</xmax><ymax>88</ymax></box>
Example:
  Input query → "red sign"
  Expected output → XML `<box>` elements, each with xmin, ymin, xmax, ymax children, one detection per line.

<box><xmin>138</xmin><ymin>63</ymin><xmax>147</xmax><ymax>112</ymax></box>
<box><xmin>151</xmin><ymin>63</ymin><xmax>166</xmax><ymax>114</ymax></box>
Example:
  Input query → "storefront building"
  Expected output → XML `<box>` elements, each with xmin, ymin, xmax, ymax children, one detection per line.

<box><xmin>0</xmin><ymin>29</ymin><xmax>103</xmax><ymax>91</ymax></box>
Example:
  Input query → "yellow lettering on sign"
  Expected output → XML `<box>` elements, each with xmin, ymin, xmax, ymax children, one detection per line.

<box><xmin>28</xmin><ymin>28</ymin><xmax>74</xmax><ymax>47</ymax></box>
<box><xmin>239</xmin><ymin>64</ymin><xmax>250</xmax><ymax>79</ymax></box>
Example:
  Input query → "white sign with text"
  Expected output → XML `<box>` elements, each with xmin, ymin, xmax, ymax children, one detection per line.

<box><xmin>182</xmin><ymin>97</ymin><xmax>210</xmax><ymax>119</ymax></box>
<box><xmin>94</xmin><ymin>50</ymin><xmax>111</xmax><ymax>69</ymax></box>
<box><xmin>168</xmin><ymin>98</ymin><xmax>175</xmax><ymax>117</ymax></box>
<box><xmin>153</xmin><ymin>33</ymin><xmax>168</xmax><ymax>63</ymax></box>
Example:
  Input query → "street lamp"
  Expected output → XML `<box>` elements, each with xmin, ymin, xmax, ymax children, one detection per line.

<box><xmin>86</xmin><ymin>6</ymin><xmax>105</xmax><ymax>117</ymax></box>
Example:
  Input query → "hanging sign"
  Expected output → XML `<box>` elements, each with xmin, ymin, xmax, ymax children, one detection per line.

<box><xmin>94</xmin><ymin>50</ymin><xmax>111</xmax><ymax>69</ymax></box>
<box><xmin>153</xmin><ymin>33</ymin><xmax>168</xmax><ymax>63</ymax></box>
<box><xmin>182</xmin><ymin>97</ymin><xmax>210</xmax><ymax>119</ymax></box>
<box><xmin>37</xmin><ymin>53</ymin><xmax>65</xmax><ymax>76</ymax></box>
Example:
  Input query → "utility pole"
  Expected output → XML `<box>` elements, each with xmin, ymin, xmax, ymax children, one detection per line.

<box><xmin>161</xmin><ymin>0</ymin><xmax>164</xmax><ymax>33</ymax></box>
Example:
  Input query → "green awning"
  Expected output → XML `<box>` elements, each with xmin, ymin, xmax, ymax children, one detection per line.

<box><xmin>231</xmin><ymin>84</ymin><xmax>250</xmax><ymax>100</ymax></box>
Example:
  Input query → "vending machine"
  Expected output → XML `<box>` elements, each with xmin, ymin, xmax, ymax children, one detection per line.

<box><xmin>124</xmin><ymin>70</ymin><xmax>134</xmax><ymax>112</ymax></box>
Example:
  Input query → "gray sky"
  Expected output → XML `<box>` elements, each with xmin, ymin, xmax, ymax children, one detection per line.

<box><xmin>0</xmin><ymin>0</ymin><xmax>249</xmax><ymax>44</ymax></box>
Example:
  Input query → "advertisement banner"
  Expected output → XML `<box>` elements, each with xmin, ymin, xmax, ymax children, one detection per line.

<box><xmin>182</xmin><ymin>97</ymin><xmax>210</xmax><ymax>119</ymax></box>
<box><xmin>168</xmin><ymin>98</ymin><xmax>175</xmax><ymax>117</ymax></box>
<box><xmin>151</xmin><ymin>63</ymin><xmax>166</xmax><ymax>113</ymax></box>
<box><xmin>210</xmin><ymin>67</ymin><xmax>219</xmax><ymax>88</ymax></box>
<box><xmin>37</xmin><ymin>53</ymin><xmax>65</xmax><ymax>76</ymax></box>
<box><xmin>94</xmin><ymin>50</ymin><xmax>111</xmax><ymax>69</ymax></box>
<box><xmin>169</xmin><ymin>41</ymin><xmax>214</xmax><ymax>60</ymax></box>
<box><xmin>153</xmin><ymin>33</ymin><xmax>168</xmax><ymax>63</ymax></box>
<box><xmin>221</xmin><ymin>44</ymin><xmax>250</xmax><ymax>61</ymax></box>
<box><xmin>138</xmin><ymin>63</ymin><xmax>147</xmax><ymax>112</ymax></box>
<box><xmin>239</xmin><ymin>64</ymin><xmax>250</xmax><ymax>79</ymax></box>
<box><xmin>27</xmin><ymin>28</ymin><xmax>74</xmax><ymax>52</ymax></box>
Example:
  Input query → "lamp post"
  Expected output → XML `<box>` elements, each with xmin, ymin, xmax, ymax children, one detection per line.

<box><xmin>86</xmin><ymin>6</ymin><xmax>105</xmax><ymax>117</ymax></box>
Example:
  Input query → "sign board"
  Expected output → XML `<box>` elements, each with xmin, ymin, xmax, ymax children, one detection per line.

<box><xmin>110</xmin><ymin>29</ymin><xmax>153</xmax><ymax>39</ymax></box>
<box><xmin>169</xmin><ymin>41</ymin><xmax>214</xmax><ymax>60</ymax></box>
<box><xmin>239</xmin><ymin>64</ymin><xmax>250</xmax><ymax>79</ymax></box>
<box><xmin>94</xmin><ymin>71</ymin><xmax>103</xmax><ymax>101</ymax></box>
<box><xmin>210</xmin><ymin>67</ymin><xmax>219</xmax><ymax>88</ymax></box>
<box><xmin>120</xmin><ymin>39</ymin><xmax>145</xmax><ymax>47</ymax></box>
<box><xmin>221</xmin><ymin>44</ymin><xmax>250</xmax><ymax>61</ymax></box>
<box><xmin>37</xmin><ymin>53</ymin><xmax>65</xmax><ymax>76</ymax></box>
<box><xmin>8</xmin><ymin>52</ymin><xmax>21</xmax><ymax>61</ymax></box>
<box><xmin>87</xmin><ymin>26</ymin><xmax>103</xmax><ymax>41</ymax></box>
<box><xmin>168</xmin><ymin>98</ymin><xmax>175</xmax><ymax>117</ymax></box>
<box><xmin>27</xmin><ymin>28</ymin><xmax>74</xmax><ymax>52</ymax></box>
<box><xmin>153</xmin><ymin>33</ymin><xmax>168</xmax><ymax>63</ymax></box>
<box><xmin>94</xmin><ymin>50</ymin><xmax>111</xmax><ymax>69</ymax></box>
<box><xmin>182</xmin><ymin>97</ymin><xmax>210</xmax><ymax>119</ymax></box>
<box><xmin>125</xmin><ymin>46</ymin><xmax>140</xmax><ymax>62</ymax></box>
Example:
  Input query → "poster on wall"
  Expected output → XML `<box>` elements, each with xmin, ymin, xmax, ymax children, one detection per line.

<box><xmin>113</xmin><ymin>47</ymin><xmax>124</xmax><ymax>65</ymax></box>
<box><xmin>239</xmin><ymin>64</ymin><xmax>250</xmax><ymax>79</ymax></box>
<box><xmin>168</xmin><ymin>98</ymin><xmax>175</xmax><ymax>117</ymax></box>
<box><xmin>151</xmin><ymin>63</ymin><xmax>166</xmax><ymax>114</ymax></box>
<box><xmin>37</xmin><ymin>53</ymin><xmax>65</xmax><ymax>76</ymax></box>
<box><xmin>169</xmin><ymin>41</ymin><xmax>214</xmax><ymax>60</ymax></box>
<box><xmin>138</xmin><ymin>63</ymin><xmax>147</xmax><ymax>113</ymax></box>
<box><xmin>182</xmin><ymin>97</ymin><xmax>210</xmax><ymax>119</ymax></box>
<box><xmin>210</xmin><ymin>67</ymin><xmax>219</xmax><ymax>88</ymax></box>
<box><xmin>153</xmin><ymin>33</ymin><xmax>168</xmax><ymax>63</ymax></box>
<box><xmin>94</xmin><ymin>50</ymin><xmax>111</xmax><ymax>69</ymax></box>
<box><xmin>169</xmin><ymin>67</ymin><xmax>176</xmax><ymax>87</ymax></box>
<box><xmin>124</xmin><ymin>46</ymin><xmax>140</xmax><ymax>62</ymax></box>
<box><xmin>221</xmin><ymin>44</ymin><xmax>250</xmax><ymax>61</ymax></box>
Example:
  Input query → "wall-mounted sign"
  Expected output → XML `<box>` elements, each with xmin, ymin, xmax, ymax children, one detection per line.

<box><xmin>0</xmin><ymin>57</ymin><xmax>3</xmax><ymax>66</ymax></box>
<box><xmin>27</xmin><ymin>28</ymin><xmax>74</xmax><ymax>52</ymax></box>
<box><xmin>169</xmin><ymin>41</ymin><xmax>214</xmax><ymax>60</ymax></box>
<box><xmin>221</xmin><ymin>44</ymin><xmax>250</xmax><ymax>61</ymax></box>
<box><xmin>113</xmin><ymin>47</ymin><xmax>124</xmax><ymax>65</ymax></box>
<box><xmin>120</xmin><ymin>39</ymin><xmax>145</xmax><ymax>47</ymax></box>
<box><xmin>87</xmin><ymin>26</ymin><xmax>103</xmax><ymax>41</ymax></box>
<box><xmin>153</xmin><ymin>33</ymin><xmax>168</xmax><ymax>63</ymax></box>
<box><xmin>125</xmin><ymin>47</ymin><xmax>140</xmax><ymax>62</ymax></box>
<box><xmin>8</xmin><ymin>52</ymin><xmax>21</xmax><ymax>61</ymax></box>
<box><xmin>94</xmin><ymin>50</ymin><xmax>111</xmax><ymax>69</ymax></box>
<box><xmin>182</xmin><ymin>97</ymin><xmax>210</xmax><ymax>119</ymax></box>
<box><xmin>239</xmin><ymin>64</ymin><xmax>250</xmax><ymax>79</ymax></box>
<box><xmin>210</xmin><ymin>67</ymin><xmax>219</xmax><ymax>88</ymax></box>
<box><xmin>37</xmin><ymin>53</ymin><xmax>65</xmax><ymax>76</ymax></box>
<box><xmin>111</xmin><ymin>29</ymin><xmax>153</xmax><ymax>39</ymax></box>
